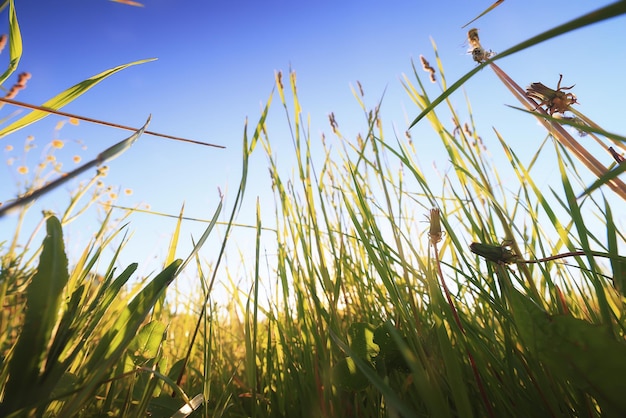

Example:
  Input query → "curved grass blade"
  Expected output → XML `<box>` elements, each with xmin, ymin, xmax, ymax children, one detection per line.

<box><xmin>604</xmin><ymin>198</ymin><xmax>625</xmax><ymax>296</ymax></box>
<box><xmin>173</xmin><ymin>93</ymin><xmax>271</xmax><ymax>392</ymax></box>
<box><xmin>408</xmin><ymin>1</ymin><xmax>626</xmax><ymax>129</ymax></box>
<box><xmin>0</xmin><ymin>116</ymin><xmax>149</xmax><ymax>217</ymax></box>
<box><xmin>579</xmin><ymin>163</ymin><xmax>626</xmax><ymax>198</ymax></box>
<box><xmin>0</xmin><ymin>0</ymin><xmax>22</xmax><ymax>86</ymax></box>
<box><xmin>175</xmin><ymin>198</ymin><xmax>223</xmax><ymax>276</ymax></box>
<box><xmin>0</xmin><ymin>58</ymin><xmax>155</xmax><ymax>138</ymax></box>
<box><xmin>462</xmin><ymin>0</ymin><xmax>505</xmax><ymax>28</ymax></box>
<box><xmin>59</xmin><ymin>258</ymin><xmax>182</xmax><ymax>416</ymax></box>
<box><xmin>506</xmin><ymin>105</ymin><xmax>626</xmax><ymax>144</ymax></box>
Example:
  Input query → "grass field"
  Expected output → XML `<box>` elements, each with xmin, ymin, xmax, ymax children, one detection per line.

<box><xmin>2</xmin><ymin>1</ymin><xmax>626</xmax><ymax>417</ymax></box>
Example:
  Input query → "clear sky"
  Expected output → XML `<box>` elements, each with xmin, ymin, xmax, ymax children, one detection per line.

<box><xmin>1</xmin><ymin>1</ymin><xmax>625</xmax><ymax>298</ymax></box>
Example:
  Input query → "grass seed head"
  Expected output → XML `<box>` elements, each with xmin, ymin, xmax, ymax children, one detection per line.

<box><xmin>428</xmin><ymin>208</ymin><xmax>442</xmax><ymax>245</ymax></box>
<box><xmin>4</xmin><ymin>72</ymin><xmax>32</xmax><ymax>99</ymax></box>
<box><xmin>419</xmin><ymin>55</ymin><xmax>437</xmax><ymax>83</ymax></box>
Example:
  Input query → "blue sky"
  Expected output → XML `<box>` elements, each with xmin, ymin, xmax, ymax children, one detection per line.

<box><xmin>1</xmin><ymin>1</ymin><xmax>625</xmax><ymax>296</ymax></box>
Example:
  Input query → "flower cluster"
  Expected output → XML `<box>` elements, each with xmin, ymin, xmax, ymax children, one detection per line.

<box><xmin>4</xmin><ymin>72</ymin><xmax>32</xmax><ymax>99</ymax></box>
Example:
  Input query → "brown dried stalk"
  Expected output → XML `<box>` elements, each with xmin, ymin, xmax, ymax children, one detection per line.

<box><xmin>0</xmin><ymin>97</ymin><xmax>225</xmax><ymax>149</ymax></box>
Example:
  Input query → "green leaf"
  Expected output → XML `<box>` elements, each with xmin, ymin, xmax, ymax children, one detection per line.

<box><xmin>509</xmin><ymin>289</ymin><xmax>626</xmax><ymax>415</ymax></box>
<box><xmin>44</xmin><ymin>282</ymin><xmax>86</xmax><ymax>375</ymax></box>
<box><xmin>0</xmin><ymin>216</ymin><xmax>69</xmax><ymax>416</ymax></box>
<box><xmin>129</xmin><ymin>321</ymin><xmax>167</xmax><ymax>364</ymax></box>
<box><xmin>348</xmin><ymin>322</ymin><xmax>378</xmax><ymax>361</ymax></box>
<box><xmin>0</xmin><ymin>58</ymin><xmax>156</xmax><ymax>139</ymax></box>
<box><xmin>175</xmin><ymin>198</ymin><xmax>222</xmax><ymax>276</ymax></box>
<box><xmin>50</xmin><ymin>372</ymin><xmax>79</xmax><ymax>399</ymax></box>
<box><xmin>0</xmin><ymin>0</ymin><xmax>22</xmax><ymax>86</ymax></box>
<box><xmin>373</xmin><ymin>325</ymin><xmax>410</xmax><ymax>373</ymax></box>
<box><xmin>333</xmin><ymin>357</ymin><xmax>370</xmax><ymax>391</ymax></box>
<box><xmin>506</xmin><ymin>105</ymin><xmax>626</xmax><ymax>144</ymax></box>
<box><xmin>605</xmin><ymin>199</ymin><xmax>626</xmax><ymax>295</ymax></box>
<box><xmin>331</xmin><ymin>331</ymin><xmax>414</xmax><ymax>416</ymax></box>
<box><xmin>29</xmin><ymin>263</ymin><xmax>138</xmax><ymax>412</ymax></box>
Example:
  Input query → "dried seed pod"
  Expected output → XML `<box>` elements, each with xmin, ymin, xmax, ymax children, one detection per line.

<box><xmin>419</xmin><ymin>55</ymin><xmax>437</xmax><ymax>83</ymax></box>
<box><xmin>428</xmin><ymin>208</ymin><xmax>443</xmax><ymax>245</ymax></box>
<box><xmin>4</xmin><ymin>72</ymin><xmax>32</xmax><ymax>99</ymax></box>
<box><xmin>608</xmin><ymin>147</ymin><xmax>625</xmax><ymax>164</ymax></box>
<box><xmin>328</xmin><ymin>112</ymin><xmax>338</xmax><ymax>134</ymax></box>
<box><xmin>356</xmin><ymin>80</ymin><xmax>364</xmax><ymax>96</ymax></box>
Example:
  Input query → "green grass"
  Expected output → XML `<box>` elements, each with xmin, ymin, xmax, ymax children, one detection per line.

<box><xmin>1</xmin><ymin>1</ymin><xmax>626</xmax><ymax>417</ymax></box>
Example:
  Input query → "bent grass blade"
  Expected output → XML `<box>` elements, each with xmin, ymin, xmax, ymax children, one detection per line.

<box><xmin>0</xmin><ymin>58</ymin><xmax>155</xmax><ymax>138</ymax></box>
<box><xmin>0</xmin><ymin>0</ymin><xmax>22</xmax><ymax>86</ymax></box>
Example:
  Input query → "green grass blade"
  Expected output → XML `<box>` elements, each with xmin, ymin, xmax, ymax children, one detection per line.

<box><xmin>86</xmin><ymin>260</ymin><xmax>182</xmax><ymax>369</ymax></box>
<box><xmin>0</xmin><ymin>216</ymin><xmax>69</xmax><ymax>416</ymax></box>
<box><xmin>506</xmin><ymin>105</ymin><xmax>626</xmax><ymax>144</ymax></box>
<box><xmin>579</xmin><ymin>162</ymin><xmax>626</xmax><ymax>198</ymax></box>
<box><xmin>128</xmin><ymin>321</ymin><xmax>167</xmax><ymax>364</ymax></box>
<box><xmin>604</xmin><ymin>198</ymin><xmax>625</xmax><ymax>296</ymax></box>
<box><xmin>0</xmin><ymin>0</ymin><xmax>22</xmax><ymax>86</ymax></box>
<box><xmin>408</xmin><ymin>1</ymin><xmax>626</xmax><ymax>128</ymax></box>
<box><xmin>462</xmin><ymin>0</ymin><xmax>505</xmax><ymax>28</ymax></box>
<box><xmin>175</xmin><ymin>199</ymin><xmax>222</xmax><ymax>277</ymax></box>
<box><xmin>0</xmin><ymin>58</ymin><xmax>155</xmax><ymax>138</ymax></box>
<box><xmin>153</xmin><ymin>203</ymin><xmax>184</xmax><ymax>318</ymax></box>
<box><xmin>98</xmin><ymin>115</ymin><xmax>150</xmax><ymax>162</ymax></box>
<box><xmin>556</xmin><ymin>150</ymin><xmax>613</xmax><ymax>327</ymax></box>
<box><xmin>59</xmin><ymin>259</ymin><xmax>182</xmax><ymax>415</ymax></box>
<box><xmin>165</xmin><ymin>204</ymin><xmax>184</xmax><ymax>268</ymax></box>
<box><xmin>50</xmin><ymin>263</ymin><xmax>138</xmax><ymax>383</ymax></box>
